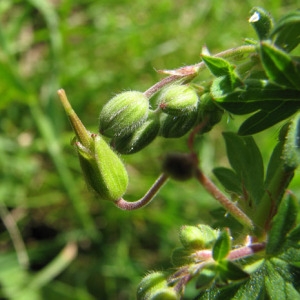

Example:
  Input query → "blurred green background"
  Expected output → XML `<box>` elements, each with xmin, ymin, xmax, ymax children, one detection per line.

<box><xmin>1</xmin><ymin>1</ymin><xmax>300</xmax><ymax>299</ymax></box>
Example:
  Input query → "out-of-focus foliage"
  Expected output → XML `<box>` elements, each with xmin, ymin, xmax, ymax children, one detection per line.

<box><xmin>0</xmin><ymin>1</ymin><xmax>299</xmax><ymax>299</ymax></box>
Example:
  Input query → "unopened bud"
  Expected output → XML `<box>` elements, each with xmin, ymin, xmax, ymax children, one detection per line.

<box><xmin>112</xmin><ymin>111</ymin><xmax>160</xmax><ymax>154</ymax></box>
<box><xmin>150</xmin><ymin>288</ymin><xmax>179</xmax><ymax>300</ymax></box>
<box><xmin>158</xmin><ymin>84</ymin><xmax>199</xmax><ymax>116</ymax></box>
<box><xmin>99</xmin><ymin>91</ymin><xmax>149</xmax><ymax>137</ymax></box>
<box><xmin>159</xmin><ymin>109</ymin><xmax>197</xmax><ymax>138</ymax></box>
<box><xmin>75</xmin><ymin>134</ymin><xmax>128</xmax><ymax>201</ymax></box>
<box><xmin>137</xmin><ymin>271</ymin><xmax>168</xmax><ymax>300</ymax></box>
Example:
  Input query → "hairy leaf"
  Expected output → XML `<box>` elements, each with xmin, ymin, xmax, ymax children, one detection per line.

<box><xmin>212</xmin><ymin>230</ymin><xmax>231</xmax><ymax>262</ymax></box>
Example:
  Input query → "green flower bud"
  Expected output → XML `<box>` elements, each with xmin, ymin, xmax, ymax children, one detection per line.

<box><xmin>112</xmin><ymin>110</ymin><xmax>160</xmax><ymax>154</ymax></box>
<box><xmin>75</xmin><ymin>134</ymin><xmax>128</xmax><ymax>201</ymax></box>
<box><xmin>99</xmin><ymin>91</ymin><xmax>149</xmax><ymax>137</ymax></box>
<box><xmin>162</xmin><ymin>153</ymin><xmax>196</xmax><ymax>181</ymax></box>
<box><xmin>158</xmin><ymin>84</ymin><xmax>199</xmax><ymax>116</ymax></box>
<box><xmin>137</xmin><ymin>271</ymin><xmax>168</xmax><ymax>300</ymax></box>
<box><xmin>58</xmin><ymin>89</ymin><xmax>128</xmax><ymax>202</ymax></box>
<box><xmin>150</xmin><ymin>288</ymin><xmax>179</xmax><ymax>300</ymax></box>
<box><xmin>179</xmin><ymin>225</ymin><xmax>218</xmax><ymax>250</ymax></box>
<box><xmin>159</xmin><ymin>109</ymin><xmax>198</xmax><ymax>138</ymax></box>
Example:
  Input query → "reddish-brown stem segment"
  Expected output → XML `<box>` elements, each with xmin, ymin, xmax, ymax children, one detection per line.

<box><xmin>114</xmin><ymin>173</ymin><xmax>169</xmax><ymax>210</ymax></box>
<box><xmin>195</xmin><ymin>168</ymin><xmax>254</xmax><ymax>230</ymax></box>
<box><xmin>193</xmin><ymin>242</ymin><xmax>266</xmax><ymax>262</ymax></box>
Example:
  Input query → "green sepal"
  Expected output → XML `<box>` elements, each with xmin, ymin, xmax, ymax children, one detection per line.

<box><xmin>195</xmin><ymin>266</ymin><xmax>216</xmax><ymax>289</ymax></box>
<box><xmin>266</xmin><ymin>193</ymin><xmax>298</xmax><ymax>255</ymax></box>
<box><xmin>249</xmin><ymin>7</ymin><xmax>273</xmax><ymax>40</ymax></box>
<box><xmin>212</xmin><ymin>230</ymin><xmax>231</xmax><ymax>262</ymax></box>
<box><xmin>270</xmin><ymin>9</ymin><xmax>300</xmax><ymax>52</ymax></box>
<box><xmin>260</xmin><ymin>42</ymin><xmax>300</xmax><ymax>90</ymax></box>
<box><xmin>75</xmin><ymin>134</ymin><xmax>128</xmax><ymax>201</ymax></box>
<box><xmin>99</xmin><ymin>91</ymin><xmax>149</xmax><ymax>137</ymax></box>
<box><xmin>159</xmin><ymin>109</ymin><xmax>197</xmax><ymax>138</ymax></box>
<box><xmin>283</xmin><ymin>112</ymin><xmax>300</xmax><ymax>169</ymax></box>
<box><xmin>217</xmin><ymin>260</ymin><xmax>249</xmax><ymax>282</ymax></box>
<box><xmin>157</xmin><ymin>84</ymin><xmax>199</xmax><ymax>116</ymax></box>
<box><xmin>111</xmin><ymin>110</ymin><xmax>160</xmax><ymax>154</ymax></box>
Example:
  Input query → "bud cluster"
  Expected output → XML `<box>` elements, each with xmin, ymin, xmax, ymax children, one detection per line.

<box><xmin>99</xmin><ymin>84</ymin><xmax>223</xmax><ymax>154</ymax></box>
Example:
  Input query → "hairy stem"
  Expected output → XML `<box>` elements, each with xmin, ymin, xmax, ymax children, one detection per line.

<box><xmin>114</xmin><ymin>173</ymin><xmax>169</xmax><ymax>210</ymax></box>
<box><xmin>195</xmin><ymin>168</ymin><xmax>254</xmax><ymax>230</ymax></box>
<box><xmin>143</xmin><ymin>45</ymin><xmax>256</xmax><ymax>99</ymax></box>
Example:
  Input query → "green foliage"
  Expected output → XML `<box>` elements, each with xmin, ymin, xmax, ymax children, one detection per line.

<box><xmin>2</xmin><ymin>2</ymin><xmax>300</xmax><ymax>300</ymax></box>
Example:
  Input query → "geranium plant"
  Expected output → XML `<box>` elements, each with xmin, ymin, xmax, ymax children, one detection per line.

<box><xmin>59</xmin><ymin>7</ymin><xmax>300</xmax><ymax>299</ymax></box>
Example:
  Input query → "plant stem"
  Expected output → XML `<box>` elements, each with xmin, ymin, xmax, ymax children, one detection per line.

<box><xmin>193</xmin><ymin>242</ymin><xmax>265</xmax><ymax>262</ymax></box>
<box><xmin>114</xmin><ymin>173</ymin><xmax>169</xmax><ymax>210</ymax></box>
<box><xmin>143</xmin><ymin>45</ymin><xmax>256</xmax><ymax>99</ymax></box>
<box><xmin>195</xmin><ymin>168</ymin><xmax>254</xmax><ymax>230</ymax></box>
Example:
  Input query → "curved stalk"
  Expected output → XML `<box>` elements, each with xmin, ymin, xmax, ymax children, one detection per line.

<box><xmin>114</xmin><ymin>173</ymin><xmax>169</xmax><ymax>210</ymax></box>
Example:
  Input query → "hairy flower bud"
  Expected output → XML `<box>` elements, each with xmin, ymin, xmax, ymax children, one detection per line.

<box><xmin>75</xmin><ymin>134</ymin><xmax>128</xmax><ymax>201</ymax></box>
<box><xmin>159</xmin><ymin>109</ymin><xmax>198</xmax><ymax>138</ymax></box>
<box><xmin>137</xmin><ymin>271</ymin><xmax>168</xmax><ymax>300</ymax></box>
<box><xmin>150</xmin><ymin>288</ymin><xmax>179</xmax><ymax>300</ymax></box>
<box><xmin>179</xmin><ymin>225</ymin><xmax>218</xmax><ymax>250</ymax></box>
<box><xmin>99</xmin><ymin>91</ymin><xmax>149</xmax><ymax>137</ymax></box>
<box><xmin>158</xmin><ymin>84</ymin><xmax>199</xmax><ymax>115</ymax></box>
<box><xmin>112</xmin><ymin>110</ymin><xmax>160</xmax><ymax>154</ymax></box>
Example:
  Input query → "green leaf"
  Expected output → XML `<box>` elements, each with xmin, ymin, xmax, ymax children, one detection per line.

<box><xmin>265</xmin><ymin>139</ymin><xmax>285</xmax><ymax>187</ymax></box>
<box><xmin>238</xmin><ymin>102</ymin><xmax>297</xmax><ymax>135</ymax></box>
<box><xmin>264</xmin><ymin>260</ymin><xmax>300</xmax><ymax>300</ymax></box>
<box><xmin>271</xmin><ymin>9</ymin><xmax>300</xmax><ymax>52</ymax></box>
<box><xmin>212</xmin><ymin>230</ymin><xmax>231</xmax><ymax>262</ymax></box>
<box><xmin>283</xmin><ymin>111</ymin><xmax>300</xmax><ymax>169</ymax></box>
<box><xmin>196</xmin><ymin>266</ymin><xmax>216</xmax><ymax>289</ymax></box>
<box><xmin>213</xmin><ymin>167</ymin><xmax>242</xmax><ymax>195</ymax></box>
<box><xmin>218</xmin><ymin>260</ymin><xmax>249</xmax><ymax>281</ymax></box>
<box><xmin>249</xmin><ymin>7</ymin><xmax>273</xmax><ymax>40</ymax></box>
<box><xmin>266</xmin><ymin>193</ymin><xmax>298</xmax><ymax>255</ymax></box>
<box><xmin>202</xmin><ymin>55</ymin><xmax>235</xmax><ymax>78</ymax></box>
<box><xmin>222</xmin><ymin>132</ymin><xmax>264</xmax><ymax>205</ymax></box>
<box><xmin>214</xmin><ymin>79</ymin><xmax>300</xmax><ymax>114</ymax></box>
<box><xmin>260</xmin><ymin>42</ymin><xmax>300</xmax><ymax>90</ymax></box>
